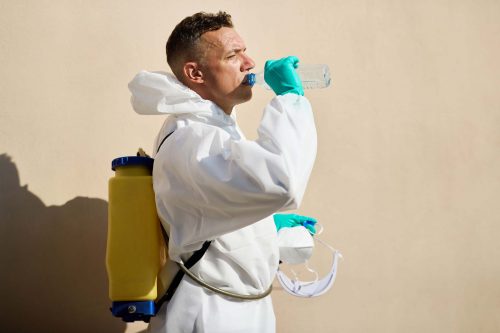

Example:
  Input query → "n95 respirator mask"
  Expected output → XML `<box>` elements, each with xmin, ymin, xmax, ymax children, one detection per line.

<box><xmin>277</xmin><ymin>226</ymin><xmax>314</xmax><ymax>265</ymax></box>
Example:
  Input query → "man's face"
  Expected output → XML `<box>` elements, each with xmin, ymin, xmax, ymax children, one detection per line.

<box><xmin>197</xmin><ymin>27</ymin><xmax>255</xmax><ymax>114</ymax></box>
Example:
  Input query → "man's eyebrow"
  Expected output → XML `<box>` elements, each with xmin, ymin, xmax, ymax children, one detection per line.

<box><xmin>226</xmin><ymin>47</ymin><xmax>247</xmax><ymax>54</ymax></box>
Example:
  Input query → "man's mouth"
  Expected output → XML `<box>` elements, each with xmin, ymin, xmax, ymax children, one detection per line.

<box><xmin>242</xmin><ymin>73</ymin><xmax>255</xmax><ymax>86</ymax></box>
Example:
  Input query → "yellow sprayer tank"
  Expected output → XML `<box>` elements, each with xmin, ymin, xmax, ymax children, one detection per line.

<box><xmin>106</xmin><ymin>155</ymin><xmax>162</xmax><ymax>322</ymax></box>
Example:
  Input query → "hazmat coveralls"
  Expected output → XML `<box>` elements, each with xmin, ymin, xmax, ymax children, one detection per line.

<box><xmin>128</xmin><ymin>71</ymin><xmax>317</xmax><ymax>333</ymax></box>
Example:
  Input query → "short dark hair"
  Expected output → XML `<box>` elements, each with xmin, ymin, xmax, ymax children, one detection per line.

<box><xmin>166</xmin><ymin>11</ymin><xmax>233</xmax><ymax>77</ymax></box>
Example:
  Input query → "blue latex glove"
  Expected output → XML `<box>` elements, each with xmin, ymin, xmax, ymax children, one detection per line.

<box><xmin>273</xmin><ymin>214</ymin><xmax>317</xmax><ymax>235</ymax></box>
<box><xmin>264</xmin><ymin>56</ymin><xmax>304</xmax><ymax>96</ymax></box>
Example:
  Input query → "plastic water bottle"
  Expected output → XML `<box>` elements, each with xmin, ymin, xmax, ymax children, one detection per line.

<box><xmin>245</xmin><ymin>64</ymin><xmax>331</xmax><ymax>89</ymax></box>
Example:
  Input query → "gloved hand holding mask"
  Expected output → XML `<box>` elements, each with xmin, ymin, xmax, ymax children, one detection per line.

<box><xmin>274</xmin><ymin>214</ymin><xmax>317</xmax><ymax>265</ymax></box>
<box><xmin>274</xmin><ymin>214</ymin><xmax>342</xmax><ymax>297</ymax></box>
<box><xmin>274</xmin><ymin>213</ymin><xmax>317</xmax><ymax>235</ymax></box>
<box><xmin>264</xmin><ymin>56</ymin><xmax>304</xmax><ymax>96</ymax></box>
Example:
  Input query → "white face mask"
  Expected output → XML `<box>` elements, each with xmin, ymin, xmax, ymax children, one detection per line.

<box><xmin>276</xmin><ymin>226</ymin><xmax>342</xmax><ymax>298</ymax></box>
<box><xmin>277</xmin><ymin>226</ymin><xmax>314</xmax><ymax>265</ymax></box>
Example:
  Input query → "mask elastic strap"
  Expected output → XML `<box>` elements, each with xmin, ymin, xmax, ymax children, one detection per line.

<box><xmin>292</xmin><ymin>239</ymin><xmax>339</xmax><ymax>286</ymax></box>
<box><xmin>304</xmin><ymin>261</ymin><xmax>319</xmax><ymax>283</ymax></box>
<box><xmin>289</xmin><ymin>264</ymin><xmax>319</xmax><ymax>283</ymax></box>
<box><xmin>315</xmin><ymin>223</ymin><xmax>324</xmax><ymax>236</ymax></box>
<box><xmin>289</xmin><ymin>267</ymin><xmax>300</xmax><ymax>282</ymax></box>
<box><xmin>288</xmin><ymin>227</ymin><xmax>340</xmax><ymax>285</ymax></box>
<box><xmin>315</xmin><ymin>237</ymin><xmax>344</xmax><ymax>261</ymax></box>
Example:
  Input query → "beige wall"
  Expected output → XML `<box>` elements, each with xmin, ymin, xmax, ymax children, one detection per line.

<box><xmin>1</xmin><ymin>0</ymin><xmax>499</xmax><ymax>332</ymax></box>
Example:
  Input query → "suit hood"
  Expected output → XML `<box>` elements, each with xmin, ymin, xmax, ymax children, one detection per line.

<box><xmin>128</xmin><ymin>71</ymin><xmax>215</xmax><ymax>115</ymax></box>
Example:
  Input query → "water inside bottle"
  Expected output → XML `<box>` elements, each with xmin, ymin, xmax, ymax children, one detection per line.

<box><xmin>297</xmin><ymin>64</ymin><xmax>331</xmax><ymax>89</ymax></box>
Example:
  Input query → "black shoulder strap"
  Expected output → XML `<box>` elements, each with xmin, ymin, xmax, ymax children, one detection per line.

<box><xmin>156</xmin><ymin>237</ymin><xmax>211</xmax><ymax>308</ymax></box>
<box><xmin>154</xmin><ymin>130</ymin><xmax>212</xmax><ymax>311</ymax></box>
<box><xmin>156</xmin><ymin>131</ymin><xmax>175</xmax><ymax>155</ymax></box>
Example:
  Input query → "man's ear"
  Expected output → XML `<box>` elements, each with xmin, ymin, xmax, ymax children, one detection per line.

<box><xmin>183</xmin><ymin>62</ymin><xmax>204</xmax><ymax>84</ymax></box>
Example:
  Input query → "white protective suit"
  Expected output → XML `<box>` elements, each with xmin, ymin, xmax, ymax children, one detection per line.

<box><xmin>128</xmin><ymin>71</ymin><xmax>317</xmax><ymax>333</ymax></box>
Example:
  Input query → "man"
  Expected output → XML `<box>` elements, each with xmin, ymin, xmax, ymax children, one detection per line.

<box><xmin>129</xmin><ymin>11</ymin><xmax>317</xmax><ymax>333</ymax></box>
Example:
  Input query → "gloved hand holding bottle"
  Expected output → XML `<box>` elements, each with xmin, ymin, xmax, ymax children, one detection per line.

<box><xmin>264</xmin><ymin>56</ymin><xmax>304</xmax><ymax>96</ymax></box>
<box><xmin>244</xmin><ymin>57</ymin><xmax>331</xmax><ymax>93</ymax></box>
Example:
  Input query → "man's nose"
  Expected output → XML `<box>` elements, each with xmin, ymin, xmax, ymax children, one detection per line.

<box><xmin>241</xmin><ymin>54</ymin><xmax>255</xmax><ymax>72</ymax></box>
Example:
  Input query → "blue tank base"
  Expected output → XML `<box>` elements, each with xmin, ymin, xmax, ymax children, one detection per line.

<box><xmin>111</xmin><ymin>301</ymin><xmax>156</xmax><ymax>323</ymax></box>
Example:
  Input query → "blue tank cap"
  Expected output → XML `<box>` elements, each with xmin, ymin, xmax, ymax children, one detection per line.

<box><xmin>111</xmin><ymin>300</ymin><xmax>155</xmax><ymax>322</ymax></box>
<box><xmin>111</xmin><ymin>156</ymin><xmax>154</xmax><ymax>171</ymax></box>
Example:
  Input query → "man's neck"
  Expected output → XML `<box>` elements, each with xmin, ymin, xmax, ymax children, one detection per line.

<box><xmin>213</xmin><ymin>100</ymin><xmax>233</xmax><ymax>115</ymax></box>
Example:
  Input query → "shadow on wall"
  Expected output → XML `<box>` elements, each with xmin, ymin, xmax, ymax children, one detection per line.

<box><xmin>0</xmin><ymin>154</ymin><xmax>127</xmax><ymax>333</ymax></box>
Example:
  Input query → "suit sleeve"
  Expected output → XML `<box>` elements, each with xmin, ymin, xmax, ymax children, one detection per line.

<box><xmin>153</xmin><ymin>94</ymin><xmax>317</xmax><ymax>252</ymax></box>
